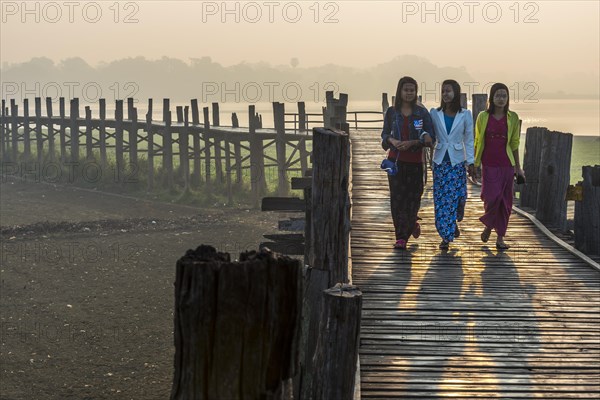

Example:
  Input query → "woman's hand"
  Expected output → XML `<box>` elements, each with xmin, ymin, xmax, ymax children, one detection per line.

<box><xmin>390</xmin><ymin>138</ymin><xmax>412</xmax><ymax>151</ymax></box>
<box><xmin>467</xmin><ymin>163</ymin><xmax>476</xmax><ymax>178</ymax></box>
<box><xmin>514</xmin><ymin>166</ymin><xmax>525</xmax><ymax>179</ymax></box>
<box><xmin>422</xmin><ymin>133</ymin><xmax>433</xmax><ymax>148</ymax></box>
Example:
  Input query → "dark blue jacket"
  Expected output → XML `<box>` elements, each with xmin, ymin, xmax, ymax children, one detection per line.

<box><xmin>381</xmin><ymin>104</ymin><xmax>434</xmax><ymax>153</ymax></box>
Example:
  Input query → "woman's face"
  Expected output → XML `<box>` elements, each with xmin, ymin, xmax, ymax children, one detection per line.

<box><xmin>493</xmin><ymin>89</ymin><xmax>509</xmax><ymax>109</ymax></box>
<box><xmin>401</xmin><ymin>83</ymin><xmax>417</xmax><ymax>103</ymax></box>
<box><xmin>441</xmin><ymin>84</ymin><xmax>454</xmax><ymax>104</ymax></box>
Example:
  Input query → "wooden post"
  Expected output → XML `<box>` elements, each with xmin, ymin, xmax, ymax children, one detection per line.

<box><xmin>191</xmin><ymin>100</ymin><xmax>200</xmax><ymax>125</ymax></box>
<box><xmin>171</xmin><ymin>246</ymin><xmax>302</xmax><ymax>400</ymax></box>
<box><xmin>129</xmin><ymin>104</ymin><xmax>138</xmax><ymax>168</ymax></box>
<box><xmin>574</xmin><ymin>165</ymin><xmax>600</xmax><ymax>255</ymax></box>
<box><xmin>520</xmin><ymin>127</ymin><xmax>546</xmax><ymax>209</ymax></box>
<box><xmin>59</xmin><ymin>98</ymin><xmax>66</xmax><ymax>162</ymax></box>
<box><xmin>299</xmin><ymin>137</ymin><xmax>308</xmax><ymax>177</ymax></box>
<box><xmin>127</xmin><ymin>98</ymin><xmax>134</xmax><ymax>119</ymax></box>
<box><xmin>146</xmin><ymin>99</ymin><xmax>154</xmax><ymax>191</ymax></box>
<box><xmin>298</xmin><ymin>101</ymin><xmax>306</xmax><ymax>131</ymax></box>
<box><xmin>460</xmin><ymin>93</ymin><xmax>467</xmax><ymax>109</ymax></box>
<box><xmin>34</xmin><ymin>98</ymin><xmax>43</xmax><ymax>165</ymax></box>
<box><xmin>23</xmin><ymin>99</ymin><xmax>31</xmax><ymax>159</ymax></box>
<box><xmin>46</xmin><ymin>97</ymin><xmax>55</xmax><ymax>160</ymax></box>
<box><xmin>234</xmin><ymin>139</ymin><xmax>242</xmax><ymax>186</ymax></box>
<box><xmin>212</xmin><ymin>102</ymin><xmax>220</xmax><ymax>127</ymax></box>
<box><xmin>69</xmin><ymin>98</ymin><xmax>80</xmax><ymax>163</ymax></box>
<box><xmin>163</xmin><ymin>99</ymin><xmax>174</xmax><ymax>190</ymax></box>
<box><xmin>535</xmin><ymin>130</ymin><xmax>573</xmax><ymax>230</ymax></box>
<box><xmin>323</xmin><ymin>91</ymin><xmax>348</xmax><ymax>129</ymax></box>
<box><xmin>190</xmin><ymin>100</ymin><xmax>201</xmax><ymax>188</ymax></box>
<box><xmin>274</xmin><ymin>102</ymin><xmax>288</xmax><ymax>196</ymax></box>
<box><xmin>0</xmin><ymin>99</ymin><xmax>6</xmax><ymax>159</ymax></box>
<box><xmin>203</xmin><ymin>106</ymin><xmax>212</xmax><ymax>195</ymax></box>
<box><xmin>311</xmin><ymin>284</ymin><xmax>362</xmax><ymax>400</ymax></box>
<box><xmin>85</xmin><ymin>106</ymin><xmax>93</xmax><ymax>160</ymax></box>
<box><xmin>471</xmin><ymin>94</ymin><xmax>487</xmax><ymax>126</ymax></box>
<box><xmin>382</xmin><ymin>93</ymin><xmax>389</xmax><ymax>113</ymax></box>
<box><xmin>214</xmin><ymin>126</ymin><xmax>224</xmax><ymax>186</ymax></box>
<box><xmin>10</xmin><ymin>100</ymin><xmax>18</xmax><ymax>161</ymax></box>
<box><xmin>309</xmin><ymin>127</ymin><xmax>352</xmax><ymax>285</ymax></box>
<box><xmin>176</xmin><ymin>105</ymin><xmax>186</xmax><ymax>180</ymax></box>
<box><xmin>182</xmin><ymin>106</ymin><xmax>191</xmax><ymax>188</ymax></box>
<box><xmin>115</xmin><ymin>100</ymin><xmax>125</xmax><ymax>182</ymax></box>
<box><xmin>231</xmin><ymin>112</ymin><xmax>239</xmax><ymax>128</ymax></box>
<box><xmin>249</xmin><ymin>105</ymin><xmax>266</xmax><ymax>207</ymax></box>
<box><xmin>225</xmin><ymin>134</ymin><xmax>233</xmax><ymax>205</ymax></box>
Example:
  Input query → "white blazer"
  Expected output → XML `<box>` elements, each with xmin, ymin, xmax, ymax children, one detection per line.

<box><xmin>429</xmin><ymin>108</ymin><xmax>475</xmax><ymax>166</ymax></box>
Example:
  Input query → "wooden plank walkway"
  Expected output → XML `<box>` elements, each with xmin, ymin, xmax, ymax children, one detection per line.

<box><xmin>350</xmin><ymin>130</ymin><xmax>600</xmax><ymax>399</ymax></box>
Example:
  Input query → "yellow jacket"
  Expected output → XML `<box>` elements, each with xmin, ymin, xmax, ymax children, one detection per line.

<box><xmin>474</xmin><ymin>110</ymin><xmax>520</xmax><ymax>167</ymax></box>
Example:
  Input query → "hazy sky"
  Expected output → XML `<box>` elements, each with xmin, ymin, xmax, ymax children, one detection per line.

<box><xmin>1</xmin><ymin>0</ymin><xmax>599</xmax><ymax>94</ymax></box>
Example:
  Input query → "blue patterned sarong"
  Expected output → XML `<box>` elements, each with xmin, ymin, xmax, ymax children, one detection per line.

<box><xmin>433</xmin><ymin>161</ymin><xmax>467</xmax><ymax>241</ymax></box>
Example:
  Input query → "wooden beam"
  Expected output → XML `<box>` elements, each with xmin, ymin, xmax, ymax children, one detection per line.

<box><xmin>261</xmin><ymin>197</ymin><xmax>306</xmax><ymax>212</ymax></box>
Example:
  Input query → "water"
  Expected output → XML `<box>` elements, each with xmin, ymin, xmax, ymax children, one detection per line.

<box><xmin>73</xmin><ymin>98</ymin><xmax>599</xmax><ymax>137</ymax></box>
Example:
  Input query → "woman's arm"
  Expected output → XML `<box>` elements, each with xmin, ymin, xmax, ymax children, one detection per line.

<box><xmin>464</xmin><ymin>110</ymin><xmax>475</xmax><ymax>165</ymax></box>
<box><xmin>381</xmin><ymin>108</ymin><xmax>394</xmax><ymax>150</ymax></box>
<box><xmin>510</xmin><ymin>114</ymin><xmax>524</xmax><ymax>176</ymax></box>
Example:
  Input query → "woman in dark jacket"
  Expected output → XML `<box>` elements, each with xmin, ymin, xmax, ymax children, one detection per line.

<box><xmin>381</xmin><ymin>76</ymin><xmax>434</xmax><ymax>249</ymax></box>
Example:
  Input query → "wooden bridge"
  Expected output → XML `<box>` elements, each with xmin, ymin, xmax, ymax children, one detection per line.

<box><xmin>350</xmin><ymin>129</ymin><xmax>600</xmax><ymax>399</ymax></box>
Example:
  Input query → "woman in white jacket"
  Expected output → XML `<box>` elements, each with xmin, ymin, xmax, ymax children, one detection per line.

<box><xmin>422</xmin><ymin>80</ymin><xmax>475</xmax><ymax>249</ymax></box>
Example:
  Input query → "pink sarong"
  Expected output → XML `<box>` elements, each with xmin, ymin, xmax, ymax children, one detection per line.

<box><xmin>480</xmin><ymin>166</ymin><xmax>514</xmax><ymax>237</ymax></box>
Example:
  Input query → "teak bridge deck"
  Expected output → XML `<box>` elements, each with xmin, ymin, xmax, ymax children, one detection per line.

<box><xmin>350</xmin><ymin>130</ymin><xmax>600</xmax><ymax>399</ymax></box>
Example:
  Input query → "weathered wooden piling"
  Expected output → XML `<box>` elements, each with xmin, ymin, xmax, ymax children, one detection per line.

<box><xmin>146</xmin><ymin>99</ymin><xmax>154</xmax><ymax>190</ymax></box>
<box><xmin>299</xmin><ymin>126</ymin><xmax>356</xmax><ymax>400</ymax></box>
<box><xmin>162</xmin><ymin>99</ymin><xmax>174</xmax><ymax>190</ymax></box>
<box><xmin>115</xmin><ymin>100</ymin><xmax>125</xmax><ymax>180</ymax></box>
<box><xmin>574</xmin><ymin>165</ymin><xmax>600</xmax><ymax>255</ymax></box>
<box><xmin>202</xmin><ymin>106</ymin><xmax>212</xmax><ymax>195</ymax></box>
<box><xmin>23</xmin><ymin>98</ymin><xmax>31</xmax><ymax>159</ymax></box>
<box><xmin>298</xmin><ymin>101</ymin><xmax>306</xmax><ymax>131</ymax></box>
<box><xmin>34</xmin><ymin>98</ymin><xmax>43</xmax><ymax>164</ymax></box>
<box><xmin>59</xmin><ymin>98</ymin><xmax>66</xmax><ymax>162</ymax></box>
<box><xmin>0</xmin><ymin>99</ymin><xmax>5</xmax><ymax>158</ymax></box>
<box><xmin>535</xmin><ymin>130</ymin><xmax>573</xmax><ymax>230</ymax></box>
<box><xmin>382</xmin><ymin>93</ymin><xmax>389</xmax><ymax>113</ymax></box>
<box><xmin>311</xmin><ymin>284</ymin><xmax>362</xmax><ymax>400</ymax></box>
<box><xmin>99</xmin><ymin>99</ymin><xmax>107</xmax><ymax>167</ymax></box>
<box><xmin>190</xmin><ymin>99</ymin><xmax>201</xmax><ymax>188</ymax></box>
<box><xmin>69</xmin><ymin>98</ymin><xmax>80</xmax><ymax>163</ymax></box>
<box><xmin>520</xmin><ymin>127</ymin><xmax>547</xmax><ymax>208</ymax></box>
<box><xmin>471</xmin><ymin>93</ymin><xmax>487</xmax><ymax>125</ymax></box>
<box><xmin>170</xmin><ymin>245</ymin><xmax>302</xmax><ymax>400</ymax></box>
<box><xmin>273</xmin><ymin>102</ymin><xmax>289</xmax><ymax>196</ymax></box>
<box><xmin>249</xmin><ymin>105</ymin><xmax>266</xmax><ymax>207</ymax></box>
<box><xmin>309</xmin><ymin>127</ymin><xmax>352</xmax><ymax>285</ymax></box>
<box><xmin>85</xmin><ymin>106</ymin><xmax>93</xmax><ymax>160</ymax></box>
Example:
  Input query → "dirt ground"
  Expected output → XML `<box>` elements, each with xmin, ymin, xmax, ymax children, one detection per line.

<box><xmin>0</xmin><ymin>180</ymin><xmax>285</xmax><ymax>400</ymax></box>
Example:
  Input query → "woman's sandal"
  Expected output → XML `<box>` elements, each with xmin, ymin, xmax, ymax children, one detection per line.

<box><xmin>481</xmin><ymin>227</ymin><xmax>492</xmax><ymax>243</ymax></box>
<box><xmin>496</xmin><ymin>241</ymin><xmax>510</xmax><ymax>250</ymax></box>
<box><xmin>394</xmin><ymin>239</ymin><xmax>407</xmax><ymax>250</ymax></box>
<box><xmin>412</xmin><ymin>222</ymin><xmax>421</xmax><ymax>239</ymax></box>
<box><xmin>439</xmin><ymin>240</ymin><xmax>449</xmax><ymax>250</ymax></box>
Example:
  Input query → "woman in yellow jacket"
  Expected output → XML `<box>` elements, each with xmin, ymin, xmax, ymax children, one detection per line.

<box><xmin>474</xmin><ymin>83</ymin><xmax>525</xmax><ymax>250</ymax></box>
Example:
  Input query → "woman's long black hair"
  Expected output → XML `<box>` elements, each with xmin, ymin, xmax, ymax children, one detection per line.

<box><xmin>437</xmin><ymin>79</ymin><xmax>462</xmax><ymax>113</ymax></box>
<box><xmin>394</xmin><ymin>76</ymin><xmax>418</xmax><ymax>111</ymax></box>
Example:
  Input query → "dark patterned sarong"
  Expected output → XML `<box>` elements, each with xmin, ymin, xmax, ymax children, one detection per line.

<box><xmin>387</xmin><ymin>161</ymin><xmax>424</xmax><ymax>241</ymax></box>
